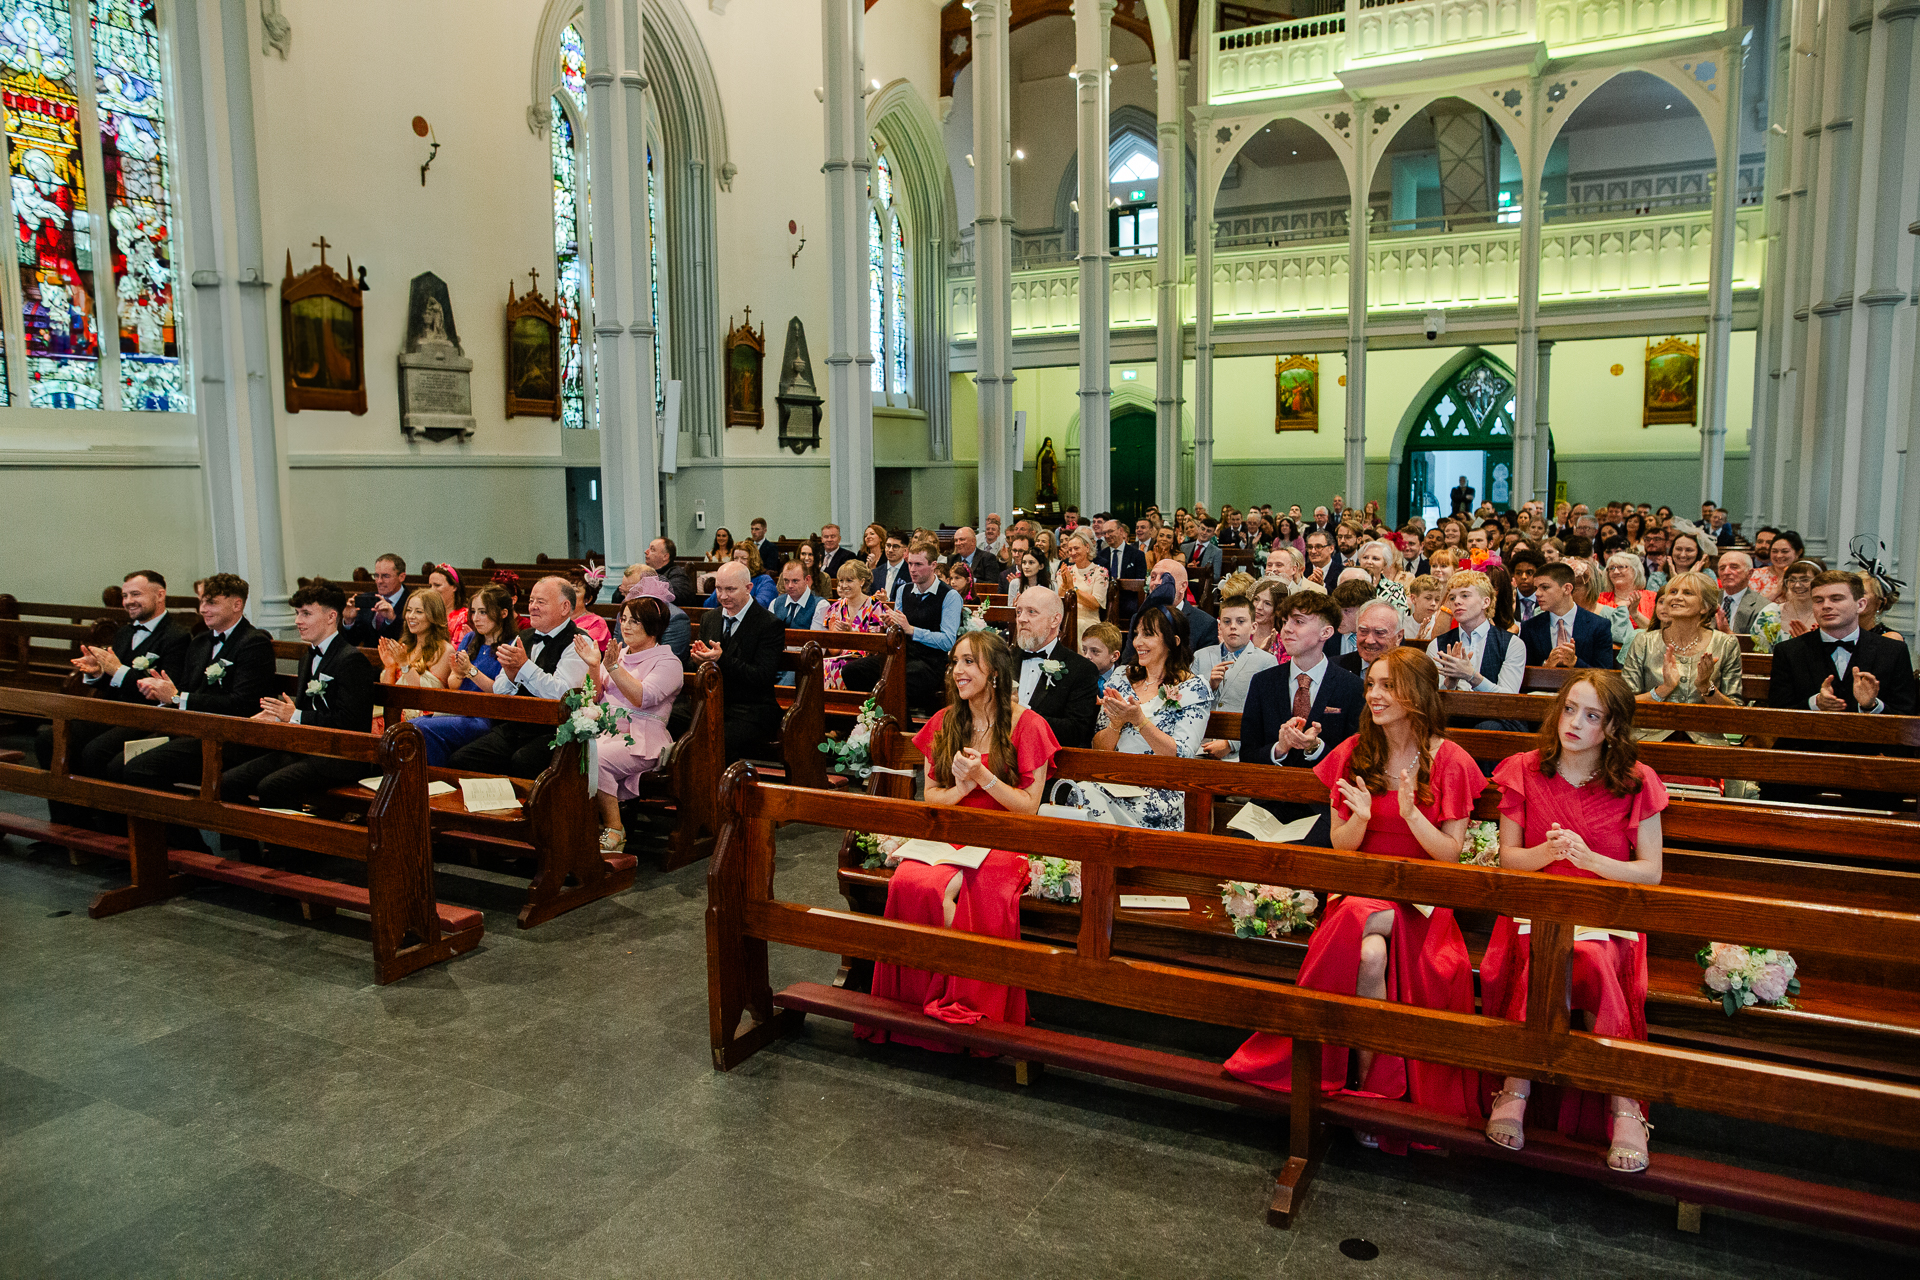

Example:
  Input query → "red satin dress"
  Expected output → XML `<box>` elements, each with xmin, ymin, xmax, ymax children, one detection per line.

<box><xmin>856</xmin><ymin>708</ymin><xmax>1060</xmax><ymax>1050</ymax></box>
<box><xmin>1479</xmin><ymin>752</ymin><xmax>1667</xmax><ymax>1142</ymax></box>
<box><xmin>1225</xmin><ymin>737</ymin><xmax>1487</xmax><ymax>1139</ymax></box>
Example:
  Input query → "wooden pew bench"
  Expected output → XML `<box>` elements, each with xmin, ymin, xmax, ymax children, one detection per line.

<box><xmin>0</xmin><ymin>688</ymin><xmax>480</xmax><ymax>983</ymax></box>
<box><xmin>711</xmin><ymin>770</ymin><xmax>1920</xmax><ymax>1243</ymax></box>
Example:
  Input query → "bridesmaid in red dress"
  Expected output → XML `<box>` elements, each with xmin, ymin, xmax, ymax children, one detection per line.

<box><xmin>1480</xmin><ymin>669</ymin><xmax>1666</xmax><ymax>1172</ymax></box>
<box><xmin>1224</xmin><ymin>647</ymin><xmax>1486</xmax><ymax>1149</ymax></box>
<box><xmin>857</xmin><ymin>629</ymin><xmax>1060</xmax><ymax>1049</ymax></box>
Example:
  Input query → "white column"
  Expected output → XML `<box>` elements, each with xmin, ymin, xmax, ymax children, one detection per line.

<box><xmin>176</xmin><ymin>0</ymin><xmax>291</xmax><ymax>628</ymax></box>
<box><xmin>1074</xmin><ymin>0</ymin><xmax>1115</xmax><ymax>513</ymax></box>
<box><xmin>971</xmin><ymin>0</ymin><xmax>1014</xmax><ymax>524</ymax></box>
<box><xmin>586</xmin><ymin>0</ymin><xmax>660</xmax><ymax>565</ymax></box>
<box><xmin>823</xmin><ymin>0</ymin><xmax>875</xmax><ymax>534</ymax></box>
<box><xmin>1343</xmin><ymin>103</ymin><xmax>1371</xmax><ymax>508</ymax></box>
<box><xmin>1511</xmin><ymin>83</ymin><xmax>1542</xmax><ymax>516</ymax></box>
<box><xmin>1746</xmin><ymin>16</ymin><xmax>1795</xmax><ymax>531</ymax></box>
<box><xmin>1533</xmin><ymin>340</ymin><xmax>1554</xmax><ymax>506</ymax></box>
<box><xmin>1153</xmin><ymin>56</ymin><xmax>1187</xmax><ymax>511</ymax></box>
<box><xmin>1698</xmin><ymin>41</ymin><xmax>1744</xmax><ymax>510</ymax></box>
<box><xmin>1192</xmin><ymin>106</ymin><xmax>1215</xmax><ymax>513</ymax></box>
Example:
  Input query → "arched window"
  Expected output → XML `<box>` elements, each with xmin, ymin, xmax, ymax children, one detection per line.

<box><xmin>868</xmin><ymin>145</ymin><xmax>909</xmax><ymax>406</ymax></box>
<box><xmin>1400</xmin><ymin>351</ymin><xmax>1520</xmax><ymax>524</ymax></box>
<box><xmin>0</xmin><ymin>0</ymin><xmax>187</xmax><ymax>411</ymax></box>
<box><xmin>1108</xmin><ymin>131</ymin><xmax>1158</xmax><ymax>257</ymax></box>
<box><xmin>549</xmin><ymin>17</ymin><xmax>667</xmax><ymax>428</ymax></box>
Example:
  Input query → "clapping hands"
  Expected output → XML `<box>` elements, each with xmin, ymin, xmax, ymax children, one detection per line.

<box><xmin>495</xmin><ymin>638</ymin><xmax>529</xmax><ymax>677</ymax></box>
<box><xmin>1434</xmin><ymin>641</ymin><xmax>1477</xmax><ymax>684</ymax></box>
<box><xmin>1100</xmin><ymin>685</ymin><xmax>1144</xmax><ymax>727</ymax></box>
<box><xmin>1334</xmin><ymin>776</ymin><xmax>1373</xmax><ymax>822</ymax></box>
<box><xmin>1276</xmin><ymin>715</ymin><xmax>1322</xmax><ymax>756</ymax></box>
<box><xmin>1545</xmin><ymin>822</ymin><xmax>1606</xmax><ymax>873</ymax></box>
<box><xmin>953</xmin><ymin>747</ymin><xmax>992</xmax><ymax>790</ymax></box>
<box><xmin>571</xmin><ymin>633</ymin><xmax>603</xmax><ymax>670</ymax></box>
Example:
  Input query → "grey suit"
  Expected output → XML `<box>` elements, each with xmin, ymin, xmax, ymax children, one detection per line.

<box><xmin>1191</xmin><ymin>643</ymin><xmax>1279</xmax><ymax>761</ymax></box>
<box><xmin>1722</xmin><ymin>586</ymin><xmax>1766</xmax><ymax>635</ymax></box>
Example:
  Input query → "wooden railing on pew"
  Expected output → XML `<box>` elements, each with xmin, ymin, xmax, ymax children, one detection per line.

<box><xmin>851</xmin><ymin>723</ymin><xmax>1920</xmax><ymax>1068</ymax></box>
<box><xmin>709</xmin><ymin>768</ymin><xmax>1920</xmax><ymax>1242</ymax></box>
<box><xmin>0</xmin><ymin>688</ymin><xmax>480</xmax><ymax>983</ymax></box>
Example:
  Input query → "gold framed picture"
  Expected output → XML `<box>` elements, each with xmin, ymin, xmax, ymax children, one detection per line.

<box><xmin>1642</xmin><ymin>336</ymin><xmax>1699</xmax><ymax>427</ymax></box>
<box><xmin>1274</xmin><ymin>354</ymin><xmax>1319</xmax><ymax>432</ymax></box>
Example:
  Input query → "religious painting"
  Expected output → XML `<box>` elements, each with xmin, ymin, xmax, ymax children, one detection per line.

<box><xmin>725</xmin><ymin>309</ymin><xmax>765</xmax><ymax>428</ymax></box>
<box><xmin>505</xmin><ymin>272</ymin><xmax>561</xmax><ymax>420</ymax></box>
<box><xmin>1274</xmin><ymin>354</ymin><xmax>1319</xmax><ymax>432</ymax></box>
<box><xmin>280</xmin><ymin>240</ymin><xmax>366</xmax><ymax>414</ymax></box>
<box><xmin>1643</xmin><ymin>336</ymin><xmax>1699</xmax><ymax>427</ymax></box>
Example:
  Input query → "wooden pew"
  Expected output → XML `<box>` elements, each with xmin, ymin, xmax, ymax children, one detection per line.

<box><xmin>0</xmin><ymin>688</ymin><xmax>480</xmax><ymax>983</ymax></box>
<box><xmin>644</xmin><ymin>662</ymin><xmax>724</xmax><ymax>871</ymax></box>
<box><xmin>775</xmin><ymin>632</ymin><xmax>905</xmax><ymax>789</ymax></box>
<box><xmin>710</xmin><ymin>769</ymin><xmax>1920</xmax><ymax>1242</ymax></box>
<box><xmin>0</xmin><ymin>616</ymin><xmax>115</xmax><ymax>692</ymax></box>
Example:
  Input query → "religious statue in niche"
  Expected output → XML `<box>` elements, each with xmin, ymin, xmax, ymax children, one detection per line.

<box><xmin>397</xmin><ymin>271</ymin><xmax>475</xmax><ymax>440</ymax></box>
<box><xmin>724</xmin><ymin>308</ymin><xmax>765</xmax><ymax>429</ymax></box>
<box><xmin>280</xmin><ymin>236</ymin><xmax>366</xmax><ymax>414</ymax></box>
<box><xmin>504</xmin><ymin>270</ymin><xmax>562</xmax><ymax>420</ymax></box>
<box><xmin>1642</xmin><ymin>336</ymin><xmax>1699</xmax><ymax>427</ymax></box>
<box><xmin>775</xmin><ymin>317</ymin><xmax>823</xmax><ymax>455</ymax></box>
<box><xmin>1034</xmin><ymin>436</ymin><xmax>1060</xmax><ymax>512</ymax></box>
<box><xmin>1274</xmin><ymin>354</ymin><xmax>1319</xmax><ymax>432</ymax></box>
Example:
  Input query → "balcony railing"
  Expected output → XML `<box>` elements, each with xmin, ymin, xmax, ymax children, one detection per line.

<box><xmin>1210</xmin><ymin>0</ymin><xmax>1731</xmax><ymax>102</ymax></box>
<box><xmin>946</xmin><ymin>204</ymin><xmax>1763</xmax><ymax>341</ymax></box>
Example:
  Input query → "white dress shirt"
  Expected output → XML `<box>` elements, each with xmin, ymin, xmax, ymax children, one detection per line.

<box><xmin>1813</xmin><ymin>627</ymin><xmax>1883</xmax><ymax>713</ymax></box>
<box><xmin>1430</xmin><ymin>620</ymin><xmax>1525</xmax><ymax>693</ymax></box>
<box><xmin>1272</xmin><ymin>653</ymin><xmax>1331</xmax><ymax>765</ymax></box>
<box><xmin>1017</xmin><ymin>638</ymin><xmax>1060</xmax><ymax>706</ymax></box>
<box><xmin>288</xmin><ymin>628</ymin><xmax>341</xmax><ymax>724</ymax></box>
<box><xmin>1194</xmin><ymin>641</ymin><xmax>1278</xmax><ymax>761</ymax></box>
<box><xmin>90</xmin><ymin>616</ymin><xmax>160</xmax><ymax>688</ymax></box>
<box><xmin>492</xmin><ymin>624</ymin><xmax>590</xmax><ymax>698</ymax></box>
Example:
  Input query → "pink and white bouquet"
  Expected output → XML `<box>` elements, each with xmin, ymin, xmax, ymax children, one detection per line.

<box><xmin>854</xmin><ymin>832</ymin><xmax>906</xmax><ymax>870</ymax></box>
<box><xmin>1220</xmin><ymin>882</ymin><xmax>1318</xmax><ymax>940</ymax></box>
<box><xmin>1459</xmin><ymin>820</ymin><xmax>1500</xmax><ymax>866</ymax></box>
<box><xmin>1025</xmin><ymin>857</ymin><xmax>1082</xmax><ymax>904</ymax></box>
<box><xmin>1697</xmin><ymin>942</ymin><xmax>1800</xmax><ymax>1016</ymax></box>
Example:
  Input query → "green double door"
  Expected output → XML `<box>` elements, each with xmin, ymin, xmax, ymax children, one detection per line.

<box><xmin>1109</xmin><ymin>409</ymin><xmax>1156</xmax><ymax>524</ymax></box>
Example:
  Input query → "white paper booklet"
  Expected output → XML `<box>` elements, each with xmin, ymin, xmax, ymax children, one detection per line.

<box><xmin>458</xmin><ymin>777</ymin><xmax>522</xmax><ymax>812</ymax></box>
<box><xmin>1225</xmin><ymin>805</ymin><xmax>1319</xmax><ymax>844</ymax></box>
<box><xmin>893</xmin><ymin>839</ymin><xmax>991</xmax><ymax>869</ymax></box>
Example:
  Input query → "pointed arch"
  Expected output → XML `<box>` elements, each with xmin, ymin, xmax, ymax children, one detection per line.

<box><xmin>870</xmin><ymin>77</ymin><xmax>958</xmax><ymax>459</ymax></box>
<box><xmin>1053</xmin><ymin>103</ymin><xmax>1197</xmax><ymax>251</ymax></box>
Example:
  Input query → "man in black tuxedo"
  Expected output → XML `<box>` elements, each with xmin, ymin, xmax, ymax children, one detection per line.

<box><xmin>1240</xmin><ymin>590</ymin><xmax>1365</xmax><ymax>843</ymax></box>
<box><xmin>690</xmin><ymin>561</ymin><xmax>787</xmax><ymax>763</ymax></box>
<box><xmin>1450</xmin><ymin>477</ymin><xmax>1475</xmax><ymax>516</ymax></box>
<box><xmin>35</xmin><ymin>568</ymin><xmax>192</xmax><ymax>827</ymax></box>
<box><xmin>1519</xmin><ymin>564</ymin><xmax>1617</xmax><ymax>669</ymax></box>
<box><xmin>341</xmin><ymin>554</ymin><xmax>408</xmax><ymax>646</ymax></box>
<box><xmin>1764</xmin><ymin>570</ymin><xmax>1918</xmax><ymax>808</ymax></box>
<box><xmin>122</xmin><ymin>572</ymin><xmax>278</xmax><ymax>785</ymax></box>
<box><xmin>646</xmin><ymin>536</ymin><xmax>697</xmax><ymax>606</ymax></box>
<box><xmin>1012</xmin><ymin>587</ymin><xmax>1099</xmax><ymax>748</ymax></box>
<box><xmin>451</xmin><ymin>575</ymin><xmax>591</xmax><ymax>778</ymax></box>
<box><xmin>818</xmin><ymin>524</ymin><xmax>857</xmax><ymax>578</ymax></box>
<box><xmin>948</xmin><ymin>525</ymin><xmax>1005</xmax><ymax>586</ymax></box>
<box><xmin>221</xmin><ymin>581</ymin><xmax>376</xmax><ymax>811</ymax></box>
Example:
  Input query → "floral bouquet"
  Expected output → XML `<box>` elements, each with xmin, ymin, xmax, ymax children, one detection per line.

<box><xmin>550</xmin><ymin>687</ymin><xmax>629</xmax><ymax>773</ymax></box>
<box><xmin>1459</xmin><ymin>820</ymin><xmax>1500</xmax><ymax>866</ymax></box>
<box><xmin>818</xmin><ymin>696</ymin><xmax>884</xmax><ymax>781</ymax></box>
<box><xmin>853</xmin><ymin>832</ymin><xmax>907</xmax><ymax>870</ymax></box>
<box><xmin>959</xmin><ymin>601</ymin><xmax>993</xmax><ymax>635</ymax></box>
<box><xmin>1698</xmin><ymin>942</ymin><xmax>1800</xmax><ymax>1016</ymax></box>
<box><xmin>1025</xmin><ymin>857</ymin><xmax>1082</xmax><ymax>904</ymax></box>
<box><xmin>1220</xmin><ymin>882</ymin><xmax>1319</xmax><ymax>940</ymax></box>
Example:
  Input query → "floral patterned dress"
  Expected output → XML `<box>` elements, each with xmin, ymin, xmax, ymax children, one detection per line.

<box><xmin>1748</xmin><ymin>602</ymin><xmax>1814</xmax><ymax>654</ymax></box>
<box><xmin>821</xmin><ymin>594</ymin><xmax>891</xmax><ymax>689</ymax></box>
<box><xmin>1075</xmin><ymin>673</ymin><xmax>1212</xmax><ymax>829</ymax></box>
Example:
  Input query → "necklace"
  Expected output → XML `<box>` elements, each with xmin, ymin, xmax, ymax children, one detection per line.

<box><xmin>1558</xmin><ymin>760</ymin><xmax>1597</xmax><ymax>787</ymax></box>
<box><xmin>1663</xmin><ymin>627</ymin><xmax>1706</xmax><ymax>658</ymax></box>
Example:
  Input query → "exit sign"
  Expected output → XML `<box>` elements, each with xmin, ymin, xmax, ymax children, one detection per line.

<box><xmin>1128</xmin><ymin>189</ymin><xmax>1147</xmax><ymax>201</ymax></box>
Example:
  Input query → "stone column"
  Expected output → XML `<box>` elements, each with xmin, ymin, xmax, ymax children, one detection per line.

<box><xmin>1698</xmin><ymin>41</ymin><xmax>1745</xmax><ymax>511</ymax></box>
<box><xmin>1746</xmin><ymin>17</ymin><xmax>1796</xmax><ymax>531</ymax></box>
<box><xmin>1511</xmin><ymin>83</ymin><xmax>1543</xmax><ymax>515</ymax></box>
<box><xmin>175</xmin><ymin>0</ymin><xmax>291</xmax><ymax>628</ymax></box>
<box><xmin>1343</xmin><ymin>104</ymin><xmax>1371</xmax><ymax>509</ymax></box>
<box><xmin>971</xmin><ymin>0</ymin><xmax>1014</xmax><ymax>524</ymax></box>
<box><xmin>1192</xmin><ymin>106</ymin><xmax>1216</xmax><ymax>513</ymax></box>
<box><xmin>585</xmin><ymin>0</ymin><xmax>660</xmax><ymax>565</ymax></box>
<box><xmin>1074</xmin><ymin>0</ymin><xmax>1115</xmax><ymax>513</ymax></box>
<box><xmin>1533</xmin><ymin>340</ymin><xmax>1554</xmax><ymax>507</ymax></box>
<box><xmin>1153</xmin><ymin>56</ymin><xmax>1188</xmax><ymax>510</ymax></box>
<box><xmin>823</xmin><ymin>0</ymin><xmax>875</xmax><ymax>534</ymax></box>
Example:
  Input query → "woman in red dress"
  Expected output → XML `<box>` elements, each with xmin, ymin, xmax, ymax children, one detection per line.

<box><xmin>857</xmin><ymin>629</ymin><xmax>1060</xmax><ymax>1049</ymax></box>
<box><xmin>1480</xmin><ymin>669</ymin><xmax>1666</xmax><ymax>1172</ymax></box>
<box><xmin>1224</xmin><ymin>647</ymin><xmax>1486</xmax><ymax>1148</ymax></box>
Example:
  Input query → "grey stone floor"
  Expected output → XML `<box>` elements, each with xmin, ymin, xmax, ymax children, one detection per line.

<box><xmin>2</xmin><ymin>785</ymin><xmax>1915</xmax><ymax>1279</ymax></box>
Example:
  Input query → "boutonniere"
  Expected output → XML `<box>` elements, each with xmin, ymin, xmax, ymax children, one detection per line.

<box><xmin>306</xmin><ymin>672</ymin><xmax>333</xmax><ymax>705</ymax></box>
<box><xmin>131</xmin><ymin>653</ymin><xmax>157</xmax><ymax>672</ymax></box>
<box><xmin>1038</xmin><ymin>657</ymin><xmax>1065</xmax><ymax>688</ymax></box>
<box><xmin>204</xmin><ymin>659</ymin><xmax>231</xmax><ymax>685</ymax></box>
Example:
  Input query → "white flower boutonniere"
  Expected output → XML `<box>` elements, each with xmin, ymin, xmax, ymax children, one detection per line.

<box><xmin>204</xmin><ymin>659</ymin><xmax>231</xmax><ymax>685</ymax></box>
<box><xmin>131</xmin><ymin>654</ymin><xmax>157</xmax><ymax>672</ymax></box>
<box><xmin>1038</xmin><ymin>657</ymin><xmax>1065</xmax><ymax>689</ymax></box>
<box><xmin>306</xmin><ymin>672</ymin><xmax>333</xmax><ymax>705</ymax></box>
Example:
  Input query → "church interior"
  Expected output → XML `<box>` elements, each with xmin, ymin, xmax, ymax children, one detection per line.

<box><xmin>2</xmin><ymin>0</ymin><xmax>1919</xmax><ymax>1275</ymax></box>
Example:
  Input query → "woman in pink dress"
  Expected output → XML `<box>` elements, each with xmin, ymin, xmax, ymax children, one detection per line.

<box><xmin>573</xmin><ymin>596</ymin><xmax>683</xmax><ymax>853</ymax></box>
<box><xmin>857</xmin><ymin>628</ymin><xmax>1060</xmax><ymax>1049</ymax></box>
<box><xmin>427</xmin><ymin>564</ymin><xmax>468</xmax><ymax>645</ymax></box>
<box><xmin>821</xmin><ymin>560</ymin><xmax>890</xmax><ymax>689</ymax></box>
<box><xmin>1481</xmin><ymin>669</ymin><xmax>1665</xmax><ymax>1172</ymax></box>
<box><xmin>1224</xmin><ymin>647</ymin><xmax>1486</xmax><ymax>1149</ymax></box>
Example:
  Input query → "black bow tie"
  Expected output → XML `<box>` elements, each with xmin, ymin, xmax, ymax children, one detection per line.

<box><xmin>1022</xmin><ymin>650</ymin><xmax>1049</xmax><ymax>662</ymax></box>
<box><xmin>1823</xmin><ymin>637</ymin><xmax>1856</xmax><ymax>654</ymax></box>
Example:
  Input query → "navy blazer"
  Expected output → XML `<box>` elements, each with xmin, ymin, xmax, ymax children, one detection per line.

<box><xmin>1241</xmin><ymin>659</ymin><xmax>1365</xmax><ymax>772</ymax></box>
<box><xmin>1519</xmin><ymin>606</ymin><xmax>1617</xmax><ymax>669</ymax></box>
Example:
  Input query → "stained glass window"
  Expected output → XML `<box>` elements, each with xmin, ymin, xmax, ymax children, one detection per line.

<box><xmin>867</xmin><ymin>140</ymin><xmax>911</xmax><ymax>405</ymax></box>
<box><xmin>647</xmin><ymin>145</ymin><xmax>663</xmax><ymax>419</ymax></box>
<box><xmin>92</xmin><ymin>0</ymin><xmax>182</xmax><ymax>410</ymax></box>
<box><xmin>552</xmin><ymin>95</ymin><xmax>587</xmax><ymax>430</ymax></box>
<box><xmin>558</xmin><ymin>21</ymin><xmax>586</xmax><ymax>115</ymax></box>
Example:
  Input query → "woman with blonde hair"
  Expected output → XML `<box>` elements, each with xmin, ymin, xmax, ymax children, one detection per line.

<box><xmin>1599</xmin><ymin>552</ymin><xmax>1655</xmax><ymax>630</ymax></box>
<box><xmin>1619</xmin><ymin>571</ymin><xmax>1744</xmax><ymax>743</ymax></box>
<box><xmin>379</xmin><ymin>588</ymin><xmax>454</xmax><ymax>691</ymax></box>
<box><xmin>1056</xmin><ymin>529</ymin><xmax>1109</xmax><ymax>642</ymax></box>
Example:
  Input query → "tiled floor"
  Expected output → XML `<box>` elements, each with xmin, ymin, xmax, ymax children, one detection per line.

<box><xmin>1</xmin><ymin>779</ymin><xmax>1914</xmax><ymax>1278</ymax></box>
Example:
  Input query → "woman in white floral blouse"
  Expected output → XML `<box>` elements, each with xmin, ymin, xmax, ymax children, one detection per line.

<box><xmin>1074</xmin><ymin>605</ymin><xmax>1212</xmax><ymax>829</ymax></box>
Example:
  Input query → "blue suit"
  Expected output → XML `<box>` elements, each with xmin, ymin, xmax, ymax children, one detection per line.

<box><xmin>1519</xmin><ymin>606</ymin><xmax>1617</xmax><ymax>669</ymax></box>
<box><xmin>1239</xmin><ymin>659</ymin><xmax>1365</xmax><ymax>844</ymax></box>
